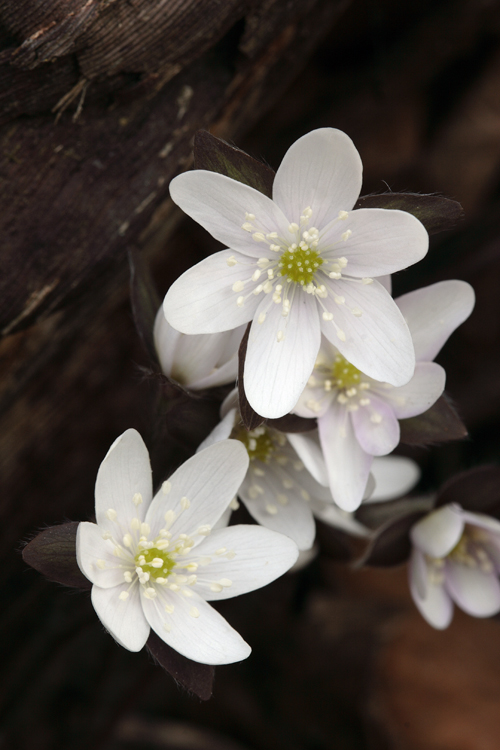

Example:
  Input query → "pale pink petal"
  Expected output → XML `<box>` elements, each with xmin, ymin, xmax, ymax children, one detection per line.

<box><xmin>351</xmin><ymin>394</ymin><xmax>400</xmax><ymax>456</ymax></box>
<box><xmin>163</xmin><ymin>249</ymin><xmax>260</xmax><ymax>334</ymax></box>
<box><xmin>237</xmin><ymin>469</ymin><xmax>316</xmax><ymax>550</ymax></box>
<box><xmin>320</xmin><ymin>278</ymin><xmax>415</xmax><ymax>387</ymax></box>
<box><xmin>367</xmin><ymin>456</ymin><xmax>421</xmax><ymax>502</ymax></box>
<box><xmin>396</xmin><ymin>280</ymin><xmax>475</xmax><ymax>362</ymax></box>
<box><xmin>320</xmin><ymin>208</ymin><xmax>428</xmax><ymax>276</ymax></box>
<box><xmin>273</xmin><ymin>128</ymin><xmax>362</xmax><ymax>227</ymax></box>
<box><xmin>293</xmin><ymin>382</ymin><xmax>334</xmax><ymax>418</ymax></box>
<box><xmin>190</xmin><ymin>525</ymin><xmax>299</xmax><ymax>598</ymax></box>
<box><xmin>318</xmin><ymin>401</ymin><xmax>373</xmax><ymax>511</ymax></box>
<box><xmin>244</xmin><ymin>292</ymin><xmax>321</xmax><ymax>419</ymax></box>
<box><xmin>140</xmin><ymin>586</ymin><xmax>250</xmax><ymax>665</ymax></box>
<box><xmin>377</xmin><ymin>362</ymin><xmax>445</xmax><ymax>419</ymax></box>
<box><xmin>445</xmin><ymin>561</ymin><xmax>500</xmax><ymax>617</ymax></box>
<box><xmin>410</xmin><ymin>505</ymin><xmax>464</xmax><ymax>558</ymax></box>
<box><xmin>169</xmin><ymin>170</ymin><xmax>291</xmax><ymax>257</ymax></box>
<box><xmin>409</xmin><ymin>550</ymin><xmax>453</xmax><ymax>629</ymax></box>
<box><xmin>146</xmin><ymin>440</ymin><xmax>248</xmax><ymax>541</ymax></box>
<box><xmin>95</xmin><ymin>429</ymin><xmax>152</xmax><ymax>535</ymax></box>
<box><xmin>77</xmin><ymin>522</ymin><xmax>132</xmax><ymax>589</ymax></box>
<box><xmin>91</xmin><ymin>583</ymin><xmax>149</xmax><ymax>652</ymax></box>
<box><xmin>460</xmin><ymin>511</ymin><xmax>500</xmax><ymax>536</ymax></box>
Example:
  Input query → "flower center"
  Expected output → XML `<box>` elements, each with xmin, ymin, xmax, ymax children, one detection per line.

<box><xmin>331</xmin><ymin>354</ymin><xmax>362</xmax><ymax>389</ymax></box>
<box><xmin>277</xmin><ymin>247</ymin><xmax>323</xmax><ymax>286</ymax></box>
<box><xmin>448</xmin><ymin>527</ymin><xmax>494</xmax><ymax>573</ymax></box>
<box><xmin>234</xmin><ymin>425</ymin><xmax>276</xmax><ymax>463</ymax></box>
<box><xmin>134</xmin><ymin>546</ymin><xmax>176</xmax><ymax>580</ymax></box>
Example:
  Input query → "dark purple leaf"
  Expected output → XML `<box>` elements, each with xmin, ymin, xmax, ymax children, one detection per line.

<box><xmin>358</xmin><ymin>511</ymin><xmax>427</xmax><ymax>568</ymax></box>
<box><xmin>354</xmin><ymin>193</ymin><xmax>464</xmax><ymax>235</ymax></box>
<box><xmin>128</xmin><ymin>247</ymin><xmax>161</xmax><ymax>364</ymax></box>
<box><xmin>316</xmin><ymin>521</ymin><xmax>356</xmax><ymax>563</ymax></box>
<box><xmin>399</xmin><ymin>394</ymin><xmax>468</xmax><ymax>445</ymax></box>
<box><xmin>267</xmin><ymin>413</ymin><xmax>317</xmax><ymax>433</ymax></box>
<box><xmin>146</xmin><ymin>631</ymin><xmax>215</xmax><ymax>701</ymax></box>
<box><xmin>238</xmin><ymin>323</ymin><xmax>265</xmax><ymax>431</ymax></box>
<box><xmin>22</xmin><ymin>522</ymin><xmax>91</xmax><ymax>589</ymax></box>
<box><xmin>194</xmin><ymin>130</ymin><xmax>275</xmax><ymax>198</ymax></box>
<box><xmin>434</xmin><ymin>465</ymin><xmax>500</xmax><ymax>519</ymax></box>
<box><xmin>356</xmin><ymin>495</ymin><xmax>434</xmax><ymax>531</ymax></box>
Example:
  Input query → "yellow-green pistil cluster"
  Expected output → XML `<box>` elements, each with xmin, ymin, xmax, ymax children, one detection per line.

<box><xmin>234</xmin><ymin>425</ymin><xmax>276</xmax><ymax>463</ymax></box>
<box><xmin>134</xmin><ymin>546</ymin><xmax>176</xmax><ymax>580</ymax></box>
<box><xmin>277</xmin><ymin>247</ymin><xmax>323</xmax><ymax>286</ymax></box>
<box><xmin>331</xmin><ymin>353</ymin><xmax>362</xmax><ymax>390</ymax></box>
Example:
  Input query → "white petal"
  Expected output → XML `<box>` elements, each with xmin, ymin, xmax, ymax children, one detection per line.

<box><xmin>190</xmin><ymin>326</ymin><xmax>245</xmax><ymax>389</ymax></box>
<box><xmin>190</xmin><ymin>525</ymin><xmax>299</xmax><ymax>599</ymax></box>
<box><xmin>95</xmin><ymin>429</ymin><xmax>152</xmax><ymax>534</ymax></box>
<box><xmin>91</xmin><ymin>583</ymin><xmax>149</xmax><ymax>652</ymax></box>
<box><xmin>460</xmin><ymin>511</ymin><xmax>500</xmax><ymax>536</ymax></box>
<box><xmin>378</xmin><ymin>274</ymin><xmax>392</xmax><ymax>293</ymax></box>
<box><xmin>321</xmin><ymin>208</ymin><xmax>428</xmax><ymax>277</ymax></box>
<box><xmin>409</xmin><ymin>550</ymin><xmax>453</xmax><ymax>629</ymax></box>
<box><xmin>396</xmin><ymin>280</ymin><xmax>475</xmax><ymax>362</ymax></box>
<box><xmin>244</xmin><ymin>291</ymin><xmax>321</xmax><ymax>419</ymax></box>
<box><xmin>169</xmin><ymin>170</ymin><xmax>290</xmax><ymax>257</ymax></box>
<box><xmin>318</xmin><ymin>401</ymin><xmax>373</xmax><ymax>511</ymax></box>
<box><xmin>445</xmin><ymin>561</ymin><xmax>500</xmax><ymax>617</ymax></box>
<box><xmin>146</xmin><ymin>440</ymin><xmax>249</xmax><ymax>541</ymax></box>
<box><xmin>410</xmin><ymin>505</ymin><xmax>464</xmax><ymax>557</ymax></box>
<box><xmin>311</xmin><ymin>498</ymin><xmax>370</xmax><ymax>537</ymax></box>
<box><xmin>321</xmin><ymin>278</ymin><xmax>415</xmax><ymax>387</ymax></box>
<box><xmin>351</xmin><ymin>394</ymin><xmax>400</xmax><ymax>456</ymax></box>
<box><xmin>368</xmin><ymin>456</ymin><xmax>421</xmax><ymax>502</ymax></box>
<box><xmin>273</xmin><ymin>128</ymin><xmax>362</xmax><ymax>227</ymax></box>
<box><xmin>76</xmin><ymin>522</ymin><xmax>132</xmax><ymax>588</ymax></box>
<box><xmin>196</xmin><ymin>408</ymin><xmax>236</xmax><ymax>453</ymax></box>
<box><xmin>153</xmin><ymin>308</ymin><xmax>180</xmax><ymax>379</ymax></box>
<box><xmin>220</xmin><ymin>387</ymin><xmax>239</xmax><ymax>418</ymax></box>
<box><xmin>293</xmin><ymin>381</ymin><xmax>334</xmax><ymax>419</ymax></box>
<box><xmin>166</xmin><ymin>328</ymin><xmax>233</xmax><ymax>388</ymax></box>
<box><xmin>163</xmin><ymin>249</ymin><xmax>260</xmax><ymax>334</ymax></box>
<box><xmin>140</xmin><ymin>586</ymin><xmax>250</xmax><ymax>665</ymax></box>
<box><xmin>379</xmin><ymin>362</ymin><xmax>445</xmax><ymax>419</ymax></box>
<box><xmin>238</xmin><ymin>468</ymin><xmax>316</xmax><ymax>550</ymax></box>
<box><xmin>286</xmin><ymin>431</ymin><xmax>329</xmax><ymax>486</ymax></box>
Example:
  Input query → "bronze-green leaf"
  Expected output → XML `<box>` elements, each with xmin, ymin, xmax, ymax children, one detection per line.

<box><xmin>399</xmin><ymin>394</ymin><xmax>467</xmax><ymax>446</ymax></box>
<box><xmin>354</xmin><ymin>193</ymin><xmax>463</xmax><ymax>235</ymax></box>
<box><xmin>22</xmin><ymin>522</ymin><xmax>91</xmax><ymax>589</ymax></box>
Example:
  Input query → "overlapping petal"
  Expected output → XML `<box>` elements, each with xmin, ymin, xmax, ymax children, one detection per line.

<box><xmin>320</xmin><ymin>208</ymin><xmax>428</xmax><ymax>276</ymax></box>
<box><xmin>77</xmin><ymin>522</ymin><xmax>130</xmax><ymax>588</ymax></box>
<box><xmin>396</xmin><ymin>280</ymin><xmax>475</xmax><ymax>362</ymax></box>
<box><xmin>164</xmin><ymin>249</ymin><xmax>260</xmax><ymax>334</ymax></box>
<box><xmin>245</xmin><ymin>292</ymin><xmax>321</xmax><ymax>418</ymax></box>
<box><xmin>92</xmin><ymin>583</ymin><xmax>149</xmax><ymax>652</ymax></box>
<box><xmin>446</xmin><ymin>561</ymin><xmax>500</xmax><ymax>617</ymax></box>
<box><xmin>272</xmin><ymin>128</ymin><xmax>363</xmax><ymax>227</ymax></box>
<box><xmin>368</xmin><ymin>456</ymin><xmax>421</xmax><ymax>502</ymax></box>
<box><xmin>410</xmin><ymin>505</ymin><xmax>464</xmax><ymax>558</ymax></box>
<box><xmin>285</xmin><ymin>432</ymin><xmax>329</xmax><ymax>486</ymax></box>
<box><xmin>378</xmin><ymin>362</ymin><xmax>445</xmax><ymax>419</ymax></box>
<box><xmin>321</xmin><ymin>278</ymin><xmax>415</xmax><ymax>387</ymax></box>
<box><xmin>351</xmin><ymin>393</ymin><xmax>400</xmax><ymax>456</ymax></box>
<box><xmin>95</xmin><ymin>429</ymin><xmax>152</xmax><ymax>534</ymax></box>
<box><xmin>409</xmin><ymin>550</ymin><xmax>453</xmax><ymax>629</ymax></box>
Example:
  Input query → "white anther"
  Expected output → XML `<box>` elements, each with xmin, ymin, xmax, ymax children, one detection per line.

<box><xmin>96</xmin><ymin>559</ymin><xmax>106</xmax><ymax>569</ymax></box>
<box><xmin>119</xmin><ymin>591</ymin><xmax>129</xmax><ymax>601</ymax></box>
<box><xmin>242</xmin><ymin>222</ymin><xmax>253</xmax><ymax>231</ymax></box>
<box><xmin>337</xmin><ymin>393</ymin><xmax>348</xmax><ymax>404</ymax></box>
<box><xmin>102</xmin><ymin>531</ymin><xmax>112</xmax><ymax>540</ymax></box>
<box><xmin>190</xmin><ymin>607</ymin><xmax>200</xmax><ymax>618</ymax></box>
<box><xmin>338</xmin><ymin>257</ymin><xmax>348</xmax><ymax>267</ymax></box>
<box><xmin>301</xmin><ymin>490</ymin><xmax>311</xmax><ymax>501</ymax></box>
<box><xmin>277</xmin><ymin>330</ymin><xmax>285</xmax><ymax>342</ymax></box>
<box><xmin>306</xmin><ymin>398</ymin><xmax>321</xmax><ymax>413</ymax></box>
<box><xmin>230</xmin><ymin>497</ymin><xmax>240</xmax><ymax>510</ymax></box>
<box><xmin>370</xmin><ymin>413</ymin><xmax>382</xmax><ymax>424</ymax></box>
<box><xmin>106</xmin><ymin>509</ymin><xmax>117</xmax><ymax>521</ymax></box>
<box><xmin>329</xmin><ymin>271</ymin><xmax>341</xmax><ymax>279</ymax></box>
<box><xmin>232</xmin><ymin>280</ymin><xmax>245</xmax><ymax>292</ymax></box>
<box><xmin>248</xmin><ymin>438</ymin><xmax>257</xmax><ymax>452</ymax></box>
<box><xmin>337</xmin><ymin>329</ymin><xmax>346</xmax><ymax>342</ymax></box>
<box><xmin>237</xmin><ymin>296</ymin><xmax>245</xmax><ymax>307</ymax></box>
<box><xmin>130</xmin><ymin>518</ymin><xmax>140</xmax><ymax>531</ymax></box>
<box><xmin>197</xmin><ymin>525</ymin><xmax>211</xmax><ymax>536</ymax></box>
<box><xmin>227</xmin><ymin>255</ymin><xmax>237</xmax><ymax>266</ymax></box>
<box><xmin>180</xmin><ymin>496</ymin><xmax>190</xmax><ymax>510</ymax></box>
<box><xmin>338</xmin><ymin>210</ymin><xmax>349</xmax><ymax>220</ymax></box>
<box><xmin>252</xmin><ymin>232</ymin><xmax>266</xmax><ymax>242</ymax></box>
<box><xmin>219</xmin><ymin>578</ymin><xmax>232</xmax><ymax>587</ymax></box>
<box><xmin>322</xmin><ymin>311</ymin><xmax>333</xmax><ymax>321</ymax></box>
<box><xmin>341</xmin><ymin>230</ymin><xmax>352</xmax><ymax>241</ymax></box>
<box><xmin>316</xmin><ymin>285</ymin><xmax>328</xmax><ymax>298</ymax></box>
<box><xmin>162</xmin><ymin>481</ymin><xmax>171</xmax><ymax>495</ymax></box>
<box><xmin>169</xmin><ymin>583</ymin><xmax>180</xmax><ymax>591</ymax></box>
<box><xmin>347</xmin><ymin>404</ymin><xmax>359</xmax><ymax>412</ymax></box>
<box><xmin>122</xmin><ymin>534</ymin><xmax>133</xmax><ymax>547</ymax></box>
<box><xmin>132</xmin><ymin>493</ymin><xmax>143</xmax><ymax>506</ymax></box>
<box><xmin>140</xmin><ymin>522</ymin><xmax>150</xmax><ymax>537</ymax></box>
<box><xmin>346</xmin><ymin>388</ymin><xmax>357</xmax><ymax>397</ymax></box>
<box><xmin>277</xmin><ymin>494</ymin><xmax>289</xmax><ymax>506</ymax></box>
<box><xmin>252</xmin><ymin>269</ymin><xmax>262</xmax><ymax>282</ymax></box>
<box><xmin>283</xmin><ymin>479</ymin><xmax>293</xmax><ymax>489</ymax></box>
<box><xmin>144</xmin><ymin>588</ymin><xmax>157</xmax><ymax>599</ymax></box>
<box><xmin>362</xmin><ymin>277</ymin><xmax>373</xmax><ymax>285</ymax></box>
<box><xmin>351</xmin><ymin>307</ymin><xmax>363</xmax><ymax>316</ymax></box>
<box><xmin>360</xmin><ymin>398</ymin><xmax>371</xmax><ymax>406</ymax></box>
<box><xmin>245</xmin><ymin>212</ymin><xmax>255</xmax><ymax>221</ymax></box>
<box><xmin>150</xmin><ymin>558</ymin><xmax>163</xmax><ymax>568</ymax></box>
<box><xmin>282</xmin><ymin>299</ymin><xmax>291</xmax><ymax>316</ymax></box>
<box><xmin>257</xmin><ymin>257</ymin><xmax>270</xmax><ymax>268</ymax></box>
<box><xmin>266</xmin><ymin>232</ymin><xmax>278</xmax><ymax>239</ymax></box>
<box><xmin>266</xmin><ymin>504</ymin><xmax>278</xmax><ymax>515</ymax></box>
<box><xmin>288</xmin><ymin>222</ymin><xmax>299</xmax><ymax>233</ymax></box>
<box><xmin>164</xmin><ymin>509</ymin><xmax>176</xmax><ymax>526</ymax></box>
<box><xmin>164</xmin><ymin>603</ymin><xmax>175</xmax><ymax>613</ymax></box>
<box><xmin>210</xmin><ymin>583</ymin><xmax>223</xmax><ymax>592</ymax></box>
<box><xmin>215</xmin><ymin>548</ymin><xmax>227</xmax><ymax>556</ymax></box>
<box><xmin>270</xmin><ymin>244</ymin><xmax>281</xmax><ymax>252</ymax></box>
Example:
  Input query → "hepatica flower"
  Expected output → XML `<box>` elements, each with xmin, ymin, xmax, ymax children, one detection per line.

<box><xmin>293</xmin><ymin>280</ymin><xmax>475</xmax><ymax>510</ymax></box>
<box><xmin>409</xmin><ymin>505</ymin><xmax>500</xmax><ymax>628</ymax></box>
<box><xmin>164</xmin><ymin>128</ymin><xmax>429</xmax><ymax>419</ymax></box>
<box><xmin>154</xmin><ymin>307</ymin><xmax>245</xmax><ymax>390</ymax></box>
<box><xmin>76</xmin><ymin>429</ymin><xmax>298</xmax><ymax>664</ymax></box>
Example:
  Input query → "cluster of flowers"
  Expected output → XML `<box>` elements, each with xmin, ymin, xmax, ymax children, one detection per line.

<box><xmin>76</xmin><ymin>128</ymin><xmax>500</xmax><ymax>673</ymax></box>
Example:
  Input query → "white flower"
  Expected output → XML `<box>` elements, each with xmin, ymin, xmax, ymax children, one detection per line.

<box><xmin>293</xmin><ymin>280</ymin><xmax>475</xmax><ymax>511</ymax></box>
<box><xmin>198</xmin><ymin>391</ymin><xmax>333</xmax><ymax>551</ymax></box>
<box><xmin>76</xmin><ymin>429</ymin><xmax>298</xmax><ymax>664</ymax></box>
<box><xmin>164</xmin><ymin>128</ymin><xmax>429</xmax><ymax>419</ymax></box>
<box><xmin>409</xmin><ymin>504</ymin><xmax>500</xmax><ymax>628</ymax></box>
<box><xmin>154</xmin><ymin>307</ymin><xmax>245</xmax><ymax>389</ymax></box>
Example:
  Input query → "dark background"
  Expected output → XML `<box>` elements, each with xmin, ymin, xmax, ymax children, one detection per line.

<box><xmin>2</xmin><ymin>0</ymin><xmax>500</xmax><ymax>748</ymax></box>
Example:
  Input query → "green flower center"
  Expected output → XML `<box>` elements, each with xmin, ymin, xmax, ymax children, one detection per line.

<box><xmin>332</xmin><ymin>354</ymin><xmax>362</xmax><ymax>389</ymax></box>
<box><xmin>278</xmin><ymin>248</ymin><xmax>323</xmax><ymax>285</ymax></box>
<box><xmin>234</xmin><ymin>425</ymin><xmax>276</xmax><ymax>463</ymax></box>
<box><xmin>134</xmin><ymin>546</ymin><xmax>176</xmax><ymax>580</ymax></box>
